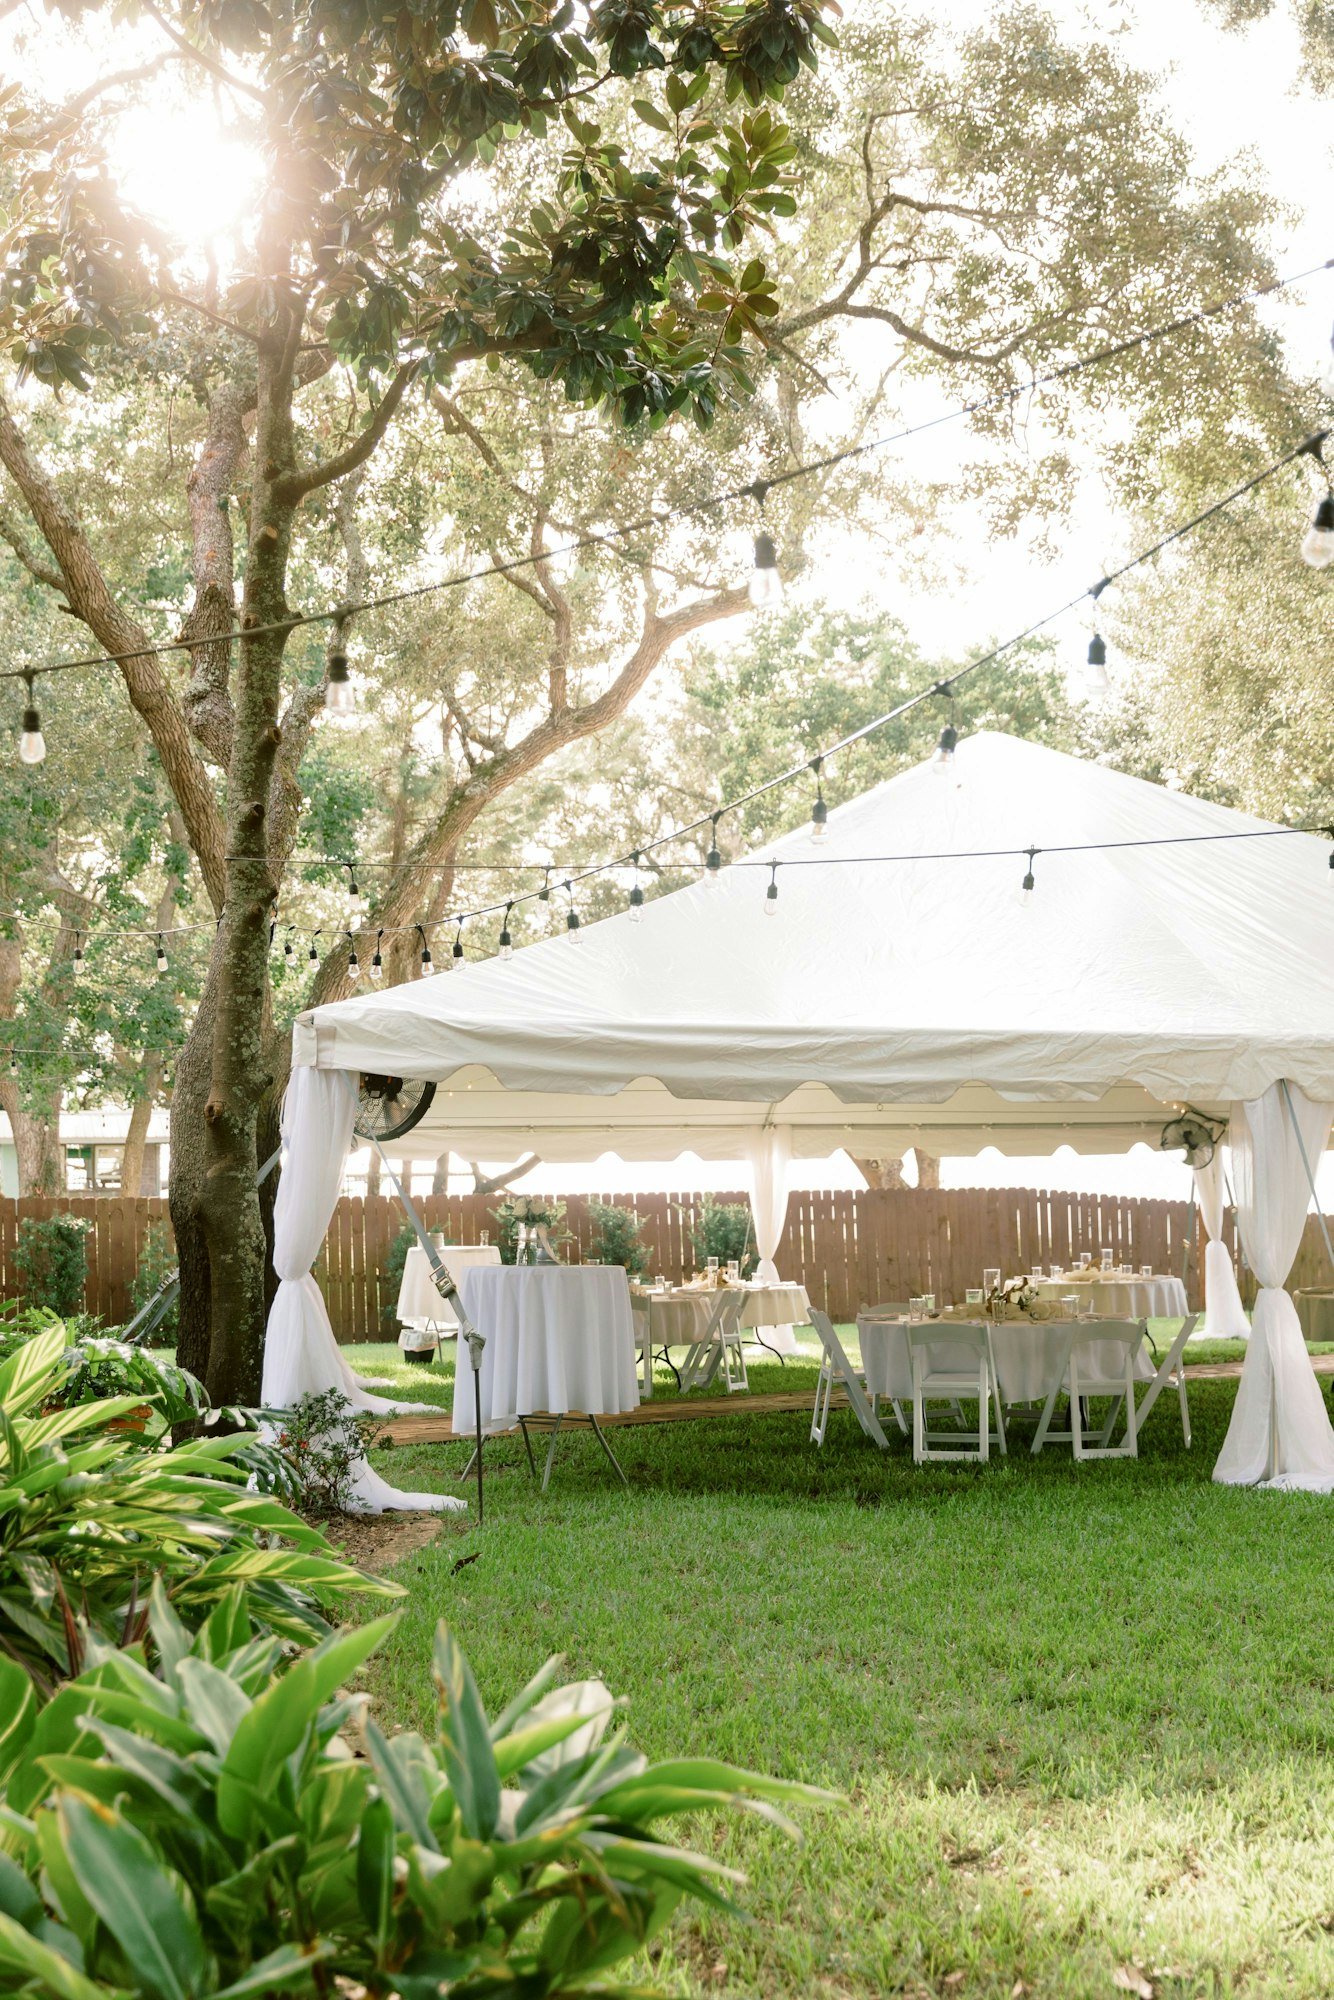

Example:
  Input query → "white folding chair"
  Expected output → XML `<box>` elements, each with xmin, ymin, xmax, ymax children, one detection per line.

<box><xmin>853</xmin><ymin>1307</ymin><xmax>911</xmax><ymax>1435</ymax></box>
<box><xmin>1134</xmin><ymin>1312</ymin><xmax>1198</xmax><ymax>1446</ymax></box>
<box><xmin>809</xmin><ymin>1308</ymin><xmax>890</xmax><ymax>1449</ymax></box>
<box><xmin>1031</xmin><ymin>1320</ymin><xmax>1144</xmax><ymax>1460</ymax></box>
<box><xmin>631</xmin><ymin>1303</ymin><xmax>655</xmax><ymax>1400</ymax></box>
<box><xmin>680</xmin><ymin>1290</ymin><xmax>749</xmax><ymax>1394</ymax></box>
<box><xmin>908</xmin><ymin>1322</ymin><xmax>1005</xmax><ymax>1465</ymax></box>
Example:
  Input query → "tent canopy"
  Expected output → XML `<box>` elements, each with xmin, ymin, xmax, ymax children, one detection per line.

<box><xmin>294</xmin><ymin>732</ymin><xmax>1334</xmax><ymax>1161</ymax></box>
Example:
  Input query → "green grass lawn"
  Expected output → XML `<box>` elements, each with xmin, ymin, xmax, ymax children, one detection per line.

<box><xmin>341</xmin><ymin>1333</ymin><xmax>1334</xmax><ymax>1999</ymax></box>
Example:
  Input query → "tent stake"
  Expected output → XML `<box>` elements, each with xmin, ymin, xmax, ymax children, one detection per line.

<box><xmin>343</xmin><ymin>1080</ymin><xmax>486</xmax><ymax>1527</ymax></box>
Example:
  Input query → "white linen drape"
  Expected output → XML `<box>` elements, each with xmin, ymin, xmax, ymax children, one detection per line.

<box><xmin>263</xmin><ymin>1065</ymin><xmax>462</xmax><ymax>1514</ymax></box>
<box><xmin>745</xmin><ymin>1125</ymin><xmax>796</xmax><ymax>1356</ymax></box>
<box><xmin>1193</xmin><ymin>1150</ymin><xmax>1249</xmax><ymax>1339</ymax></box>
<box><xmin>1213</xmin><ymin>1082</ymin><xmax>1334</xmax><ymax>1491</ymax></box>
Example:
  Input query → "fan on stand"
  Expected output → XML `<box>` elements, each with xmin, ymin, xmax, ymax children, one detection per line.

<box><xmin>352</xmin><ymin>1074</ymin><xmax>437</xmax><ymax>1145</ymax></box>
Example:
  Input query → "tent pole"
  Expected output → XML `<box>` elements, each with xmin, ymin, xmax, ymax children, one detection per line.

<box><xmin>1279</xmin><ymin>1080</ymin><xmax>1334</xmax><ymax>1281</ymax></box>
<box><xmin>1180</xmin><ymin>1176</ymin><xmax>1196</xmax><ymax>1303</ymax></box>
<box><xmin>344</xmin><ymin>1083</ymin><xmax>486</xmax><ymax>1527</ymax></box>
<box><xmin>123</xmin><ymin>1146</ymin><xmax>283</xmax><ymax>1347</ymax></box>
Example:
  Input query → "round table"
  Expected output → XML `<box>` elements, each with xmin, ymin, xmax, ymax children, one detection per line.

<box><xmin>858</xmin><ymin>1315</ymin><xmax>1154</xmax><ymax>1405</ymax></box>
<box><xmin>397</xmin><ymin>1240</ymin><xmax>501</xmax><ymax>1350</ymax></box>
<box><xmin>1295</xmin><ymin>1291</ymin><xmax>1334</xmax><ymax>1343</ymax></box>
<box><xmin>1027</xmin><ymin>1274</ymin><xmax>1188</xmax><ymax>1320</ymax></box>
<box><xmin>453</xmin><ymin>1264</ymin><xmax>639</xmax><ymax>1435</ymax></box>
<box><xmin>632</xmin><ymin>1281</ymin><xmax>810</xmax><ymax>1347</ymax></box>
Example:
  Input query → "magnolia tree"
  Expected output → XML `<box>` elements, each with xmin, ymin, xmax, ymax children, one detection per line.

<box><xmin>0</xmin><ymin>0</ymin><xmax>1301</xmax><ymax>1399</ymax></box>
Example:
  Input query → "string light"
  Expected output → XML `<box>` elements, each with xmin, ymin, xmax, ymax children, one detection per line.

<box><xmin>1302</xmin><ymin>491</ymin><xmax>1334</xmax><ymax>568</ymax></box>
<box><xmin>72</xmin><ymin>931</ymin><xmax>83</xmax><ymax>976</ymax></box>
<box><xmin>1017</xmin><ymin>846</ymin><xmax>1037</xmax><ymax>908</ymax></box>
<box><xmin>417</xmin><ymin>924</ymin><xmax>434</xmax><ymax>978</ymax></box>
<box><xmin>628</xmin><ymin>852</ymin><xmax>645</xmax><ymax>922</ymax></box>
<box><xmin>749</xmin><ymin>531</ymin><xmax>783</xmax><ymax>611</ymax></box>
<box><xmin>18</xmin><ymin>672</ymin><xmax>45</xmax><ymax>767</ymax></box>
<box><xmin>325</xmin><ymin>611</ymin><xmax>355</xmax><ymax>715</ymax></box>
<box><xmin>765</xmin><ymin>862</ymin><xmax>779</xmax><ymax>916</ymax></box>
<box><xmin>498</xmin><ymin>903</ymin><xmax>514</xmax><ymax>960</ymax></box>
<box><xmin>308</xmin><ymin>930</ymin><xmax>321</xmax><ymax>966</ymax></box>
<box><xmin>155</xmin><ymin>934</ymin><xmax>168</xmax><ymax>976</ymax></box>
<box><xmin>932</xmin><ymin>719</ymin><xmax>958</xmax><ymax>777</ymax></box>
<box><xmin>538</xmin><ymin>866</ymin><xmax>552</xmax><ymax>902</ymax></box>
<box><xmin>451</xmin><ymin>919</ymin><xmax>466</xmax><ymax>971</ymax></box>
<box><xmin>345</xmin><ymin>932</ymin><xmax>360</xmax><ymax>982</ymax></box>
<box><xmin>345</xmin><ymin>861</ymin><xmax>360</xmax><ymax>900</ymax></box>
<box><xmin>370</xmin><ymin>929</ymin><xmax>384</xmax><ymax>982</ymax></box>
<box><xmin>565</xmin><ymin>881</ymin><xmax>581</xmax><ymax>941</ymax></box>
<box><xmin>810</xmin><ymin>758</ymin><xmax>829</xmax><ymax>845</ymax></box>
<box><xmin>283</xmin><ymin>929</ymin><xmax>294</xmax><ymax>960</ymax></box>
<box><xmin>705</xmin><ymin>813</ymin><xmax>723</xmax><ymax>880</ymax></box>
<box><xmin>1085</xmin><ymin>579</ymin><xmax>1110</xmax><ymax>693</ymax></box>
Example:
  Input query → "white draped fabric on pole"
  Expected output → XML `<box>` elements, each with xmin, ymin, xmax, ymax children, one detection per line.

<box><xmin>263</xmin><ymin>1066</ymin><xmax>463</xmax><ymax>1515</ymax></box>
<box><xmin>745</xmin><ymin>1125</ymin><xmax>796</xmax><ymax>1356</ymax></box>
<box><xmin>1193</xmin><ymin>1151</ymin><xmax>1249</xmax><ymax>1339</ymax></box>
<box><xmin>1213</xmin><ymin>1082</ymin><xmax>1334</xmax><ymax>1491</ymax></box>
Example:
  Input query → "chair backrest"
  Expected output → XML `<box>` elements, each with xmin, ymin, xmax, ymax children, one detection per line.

<box><xmin>1066</xmin><ymin>1318</ymin><xmax>1145</xmax><ymax>1389</ymax></box>
<box><xmin>810</xmin><ymin>1306</ymin><xmax>858</xmax><ymax>1374</ymax></box>
<box><xmin>906</xmin><ymin>1320</ymin><xmax>989</xmax><ymax>1365</ymax></box>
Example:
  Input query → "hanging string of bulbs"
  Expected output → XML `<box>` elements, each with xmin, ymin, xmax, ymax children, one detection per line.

<box><xmin>4</xmin><ymin>257</ymin><xmax>1331</xmax><ymax>761</ymax></box>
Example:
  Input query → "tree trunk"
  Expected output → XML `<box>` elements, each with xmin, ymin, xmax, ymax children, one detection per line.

<box><xmin>171</xmin><ymin>968</ymin><xmax>217</xmax><ymax>1384</ymax></box>
<box><xmin>914</xmin><ymin>1149</ymin><xmax>941</xmax><ymax>1191</ymax></box>
<box><xmin>119</xmin><ymin>1064</ymin><xmax>161</xmax><ymax>1198</ymax></box>
<box><xmin>9</xmin><ymin>1103</ymin><xmax>64</xmax><ymax>1195</ymax></box>
<box><xmin>431</xmin><ymin>1151</ymin><xmax>450</xmax><ymax>1195</ymax></box>
<box><xmin>852</xmin><ymin>1155</ymin><xmax>907</xmax><ymax>1191</ymax></box>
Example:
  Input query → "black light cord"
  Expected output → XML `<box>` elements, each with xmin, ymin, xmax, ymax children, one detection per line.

<box><xmin>2</xmin><ymin>258</ymin><xmax>1329</xmax><ymax>690</ymax></box>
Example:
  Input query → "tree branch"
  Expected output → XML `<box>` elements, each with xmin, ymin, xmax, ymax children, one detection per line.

<box><xmin>274</xmin><ymin>361</ymin><xmax>420</xmax><ymax>502</ymax></box>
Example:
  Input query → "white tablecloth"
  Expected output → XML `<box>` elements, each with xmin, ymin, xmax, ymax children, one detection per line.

<box><xmin>631</xmin><ymin>1281</ymin><xmax>811</xmax><ymax>1346</ymax></box>
<box><xmin>1028</xmin><ymin>1275</ymin><xmax>1188</xmax><ymax>1320</ymax></box>
<box><xmin>453</xmin><ymin>1266</ymin><xmax>639</xmax><ymax>1435</ymax></box>
<box><xmin>397</xmin><ymin>1241</ymin><xmax>501</xmax><ymax>1347</ymax></box>
<box><xmin>858</xmin><ymin>1316</ymin><xmax>1154</xmax><ymax>1404</ymax></box>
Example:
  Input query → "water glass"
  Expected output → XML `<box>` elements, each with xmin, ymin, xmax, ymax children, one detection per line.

<box><xmin>1061</xmin><ymin>1293</ymin><xmax>1081</xmax><ymax>1319</ymax></box>
<box><xmin>1141</xmin><ymin>1264</ymin><xmax>1153</xmax><ymax>1278</ymax></box>
<box><xmin>909</xmin><ymin>1295</ymin><xmax>924</xmax><ymax>1322</ymax></box>
<box><xmin>923</xmin><ymin>1292</ymin><xmax>936</xmax><ymax>1315</ymax></box>
<box><xmin>727</xmin><ymin>1259</ymin><xmax>741</xmax><ymax>1281</ymax></box>
<box><xmin>1100</xmin><ymin>1248</ymin><xmax>1114</xmax><ymax>1270</ymax></box>
<box><xmin>707</xmin><ymin>1256</ymin><xmax>719</xmax><ymax>1276</ymax></box>
<box><xmin>480</xmin><ymin>1230</ymin><xmax>490</xmax><ymax>1246</ymax></box>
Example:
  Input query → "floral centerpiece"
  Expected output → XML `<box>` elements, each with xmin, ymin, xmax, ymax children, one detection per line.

<box><xmin>493</xmin><ymin>1195</ymin><xmax>569</xmax><ymax>1266</ymax></box>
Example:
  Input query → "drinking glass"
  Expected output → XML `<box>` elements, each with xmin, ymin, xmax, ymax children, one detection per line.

<box><xmin>965</xmin><ymin>1288</ymin><xmax>984</xmax><ymax>1306</ymax></box>
<box><xmin>1141</xmin><ymin>1264</ymin><xmax>1153</xmax><ymax>1278</ymax></box>
<box><xmin>1100</xmin><ymin>1248</ymin><xmax>1114</xmax><ymax>1270</ymax></box>
<box><xmin>480</xmin><ymin>1230</ymin><xmax>490</xmax><ymax>1246</ymax></box>
<box><xmin>1061</xmin><ymin>1293</ymin><xmax>1080</xmax><ymax>1319</ymax></box>
<box><xmin>923</xmin><ymin>1292</ymin><xmax>936</xmax><ymax>1315</ymax></box>
<box><xmin>982</xmin><ymin>1267</ymin><xmax>1000</xmax><ymax>1292</ymax></box>
<box><xmin>727</xmin><ymin>1258</ymin><xmax>741</xmax><ymax>1281</ymax></box>
<box><xmin>707</xmin><ymin>1256</ymin><xmax>719</xmax><ymax>1276</ymax></box>
<box><xmin>909</xmin><ymin>1295</ymin><xmax>924</xmax><ymax>1322</ymax></box>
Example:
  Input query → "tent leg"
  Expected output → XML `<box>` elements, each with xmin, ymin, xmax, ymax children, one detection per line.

<box><xmin>341</xmin><ymin>1078</ymin><xmax>488</xmax><ymax>1525</ymax></box>
<box><xmin>1281</xmin><ymin>1080</ymin><xmax>1334</xmax><ymax>1280</ymax></box>
<box><xmin>1180</xmin><ymin>1176</ymin><xmax>1196</xmax><ymax>1301</ymax></box>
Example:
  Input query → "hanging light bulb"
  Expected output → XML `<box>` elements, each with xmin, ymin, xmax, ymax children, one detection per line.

<box><xmin>18</xmin><ymin>672</ymin><xmax>45</xmax><ymax>766</ymax></box>
<box><xmin>451</xmin><ymin>921</ymin><xmax>465</xmax><ymax>971</ymax></box>
<box><xmin>705</xmin><ymin>813</ymin><xmax>723</xmax><ymax>881</ymax></box>
<box><xmin>538</xmin><ymin>867</ymin><xmax>552</xmax><ymax>903</ymax></box>
<box><xmin>155</xmin><ymin>934</ymin><xmax>168</xmax><ymax>977</ymax></box>
<box><xmin>345</xmin><ymin>861</ymin><xmax>360</xmax><ymax>900</ymax></box>
<box><xmin>499</xmin><ymin>904</ymin><xmax>514</xmax><ymax>960</ymax></box>
<box><xmin>72</xmin><ymin>932</ymin><xmax>84</xmax><ymax>977</ymax></box>
<box><xmin>325</xmin><ymin>612</ymin><xmax>355</xmax><ymax>714</ymax></box>
<box><xmin>565</xmin><ymin>881</ymin><xmax>581</xmax><ymax>940</ymax></box>
<box><xmin>1302</xmin><ymin>492</ymin><xmax>1334</xmax><ymax>569</ymax></box>
<box><xmin>308</xmin><ymin>935</ymin><xmax>320</xmax><ymax>965</ymax></box>
<box><xmin>417</xmin><ymin>925</ymin><xmax>434</xmax><ymax>977</ymax></box>
<box><xmin>765</xmin><ymin>863</ymin><xmax>779</xmax><ymax>916</ymax></box>
<box><xmin>345</xmin><ymin>934</ymin><xmax>360</xmax><ymax>982</ymax></box>
<box><xmin>628</xmin><ymin>852</ymin><xmax>645</xmax><ymax>922</ymax></box>
<box><xmin>1017</xmin><ymin>847</ymin><xmax>1037</xmax><ymax>908</ymax></box>
<box><xmin>749</xmin><ymin>530</ymin><xmax>783</xmax><ymax>610</ymax></box>
<box><xmin>370</xmin><ymin>930</ymin><xmax>384</xmax><ymax>982</ymax></box>
<box><xmin>283</xmin><ymin>931</ymin><xmax>294</xmax><ymax>961</ymax></box>
<box><xmin>810</xmin><ymin>759</ymin><xmax>829</xmax><ymax>845</ymax></box>
<box><xmin>931</xmin><ymin>722</ymin><xmax>958</xmax><ymax>776</ymax></box>
<box><xmin>1085</xmin><ymin>631</ymin><xmax>1110</xmax><ymax>695</ymax></box>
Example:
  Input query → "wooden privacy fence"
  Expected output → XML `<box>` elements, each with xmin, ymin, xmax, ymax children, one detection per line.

<box><xmin>5</xmin><ymin>1176</ymin><xmax>1328</xmax><ymax>1336</ymax></box>
<box><xmin>5</xmin><ymin>1187</ymin><xmax>1332</xmax><ymax>1337</ymax></box>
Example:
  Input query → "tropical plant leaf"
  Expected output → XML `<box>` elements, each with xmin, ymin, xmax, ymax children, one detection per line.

<box><xmin>57</xmin><ymin>1794</ymin><xmax>212</xmax><ymax>2000</ymax></box>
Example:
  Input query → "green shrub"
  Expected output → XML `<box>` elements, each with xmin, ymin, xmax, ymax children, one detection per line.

<box><xmin>59</xmin><ymin>1333</ymin><xmax>207</xmax><ymax>1430</ymax></box>
<box><xmin>274</xmin><ymin>1387</ymin><xmax>385</xmax><ymax>1516</ymax></box>
<box><xmin>128</xmin><ymin>1217</ymin><xmax>178</xmax><ymax>1340</ymax></box>
<box><xmin>13</xmin><ymin>1213</ymin><xmax>87</xmax><ymax>1315</ymax></box>
<box><xmin>588</xmin><ymin>1201</ymin><xmax>651</xmax><ymax>1276</ymax></box>
<box><xmin>0</xmin><ymin>1320</ymin><xmax>397</xmax><ymax>1698</ymax></box>
<box><xmin>380</xmin><ymin>1223</ymin><xmax>415</xmax><ymax>1331</ymax></box>
<box><xmin>0</xmin><ymin>1605</ymin><xmax>833</xmax><ymax>1999</ymax></box>
<box><xmin>686</xmin><ymin>1198</ymin><xmax>757</xmax><ymax>1278</ymax></box>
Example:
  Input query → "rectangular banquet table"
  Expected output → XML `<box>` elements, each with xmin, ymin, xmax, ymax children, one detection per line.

<box><xmin>397</xmin><ymin>1240</ymin><xmax>501</xmax><ymax>1349</ymax></box>
<box><xmin>1027</xmin><ymin>1274</ymin><xmax>1188</xmax><ymax>1319</ymax></box>
<box><xmin>857</xmin><ymin>1315</ymin><xmax>1154</xmax><ymax>1406</ymax></box>
<box><xmin>453</xmin><ymin>1264</ymin><xmax>639</xmax><ymax>1435</ymax></box>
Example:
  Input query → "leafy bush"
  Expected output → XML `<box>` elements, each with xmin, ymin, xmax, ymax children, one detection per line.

<box><xmin>588</xmin><ymin>1201</ymin><xmax>651</xmax><ymax>1276</ymax></box>
<box><xmin>13</xmin><ymin>1213</ymin><xmax>87</xmax><ymax>1315</ymax></box>
<box><xmin>274</xmin><ymin>1387</ymin><xmax>385</xmax><ymax>1516</ymax></box>
<box><xmin>380</xmin><ymin>1224</ymin><xmax>415</xmax><ymax>1333</ymax></box>
<box><xmin>59</xmin><ymin>1335</ymin><xmax>207</xmax><ymax>1429</ymax></box>
<box><xmin>128</xmin><ymin>1217</ymin><xmax>179</xmax><ymax>1341</ymax></box>
<box><xmin>0</xmin><ymin>1321</ymin><xmax>397</xmax><ymax>1697</ymax></box>
<box><xmin>687</xmin><ymin>1198</ymin><xmax>757</xmax><ymax>1278</ymax></box>
<box><xmin>0</xmin><ymin>1604</ymin><xmax>832</xmax><ymax>1999</ymax></box>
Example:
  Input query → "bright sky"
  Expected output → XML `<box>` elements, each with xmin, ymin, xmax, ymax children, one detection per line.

<box><xmin>6</xmin><ymin>0</ymin><xmax>1331</xmax><ymax>1202</ymax></box>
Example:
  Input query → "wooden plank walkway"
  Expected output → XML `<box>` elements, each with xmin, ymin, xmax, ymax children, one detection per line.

<box><xmin>380</xmin><ymin>1352</ymin><xmax>1322</xmax><ymax>1445</ymax></box>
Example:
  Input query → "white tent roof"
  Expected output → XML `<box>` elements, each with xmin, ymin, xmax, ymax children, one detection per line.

<box><xmin>294</xmin><ymin>732</ymin><xmax>1334</xmax><ymax>1160</ymax></box>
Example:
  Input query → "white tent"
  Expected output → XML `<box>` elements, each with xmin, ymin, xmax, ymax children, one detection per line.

<box><xmin>272</xmin><ymin>732</ymin><xmax>1334</xmax><ymax>1493</ymax></box>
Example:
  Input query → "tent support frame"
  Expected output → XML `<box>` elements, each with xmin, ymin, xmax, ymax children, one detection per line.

<box><xmin>346</xmin><ymin>1082</ymin><xmax>487</xmax><ymax>1527</ymax></box>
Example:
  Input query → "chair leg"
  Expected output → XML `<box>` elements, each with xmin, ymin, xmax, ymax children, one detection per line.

<box><xmin>1070</xmin><ymin>1357</ymin><xmax>1086</xmax><ymax>1461</ymax></box>
<box><xmin>1124</xmin><ymin>1360</ymin><xmax>1138</xmax><ymax>1458</ymax></box>
<box><xmin>912</xmin><ymin>1378</ymin><xmax>925</xmax><ymax>1464</ymax></box>
<box><xmin>811</xmin><ymin>1357</ymin><xmax>831</xmax><ymax>1445</ymax></box>
<box><xmin>518</xmin><ymin>1418</ymin><xmax>537</xmax><ymax>1481</ymax></box>
<box><xmin>978</xmin><ymin>1364</ymin><xmax>989</xmax><ymax>1463</ymax></box>
<box><xmin>890</xmin><ymin>1398</ymin><xmax>908</xmax><ymax>1436</ymax></box>
<box><xmin>1177</xmin><ymin>1372</ymin><xmax>1191</xmax><ymax>1448</ymax></box>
